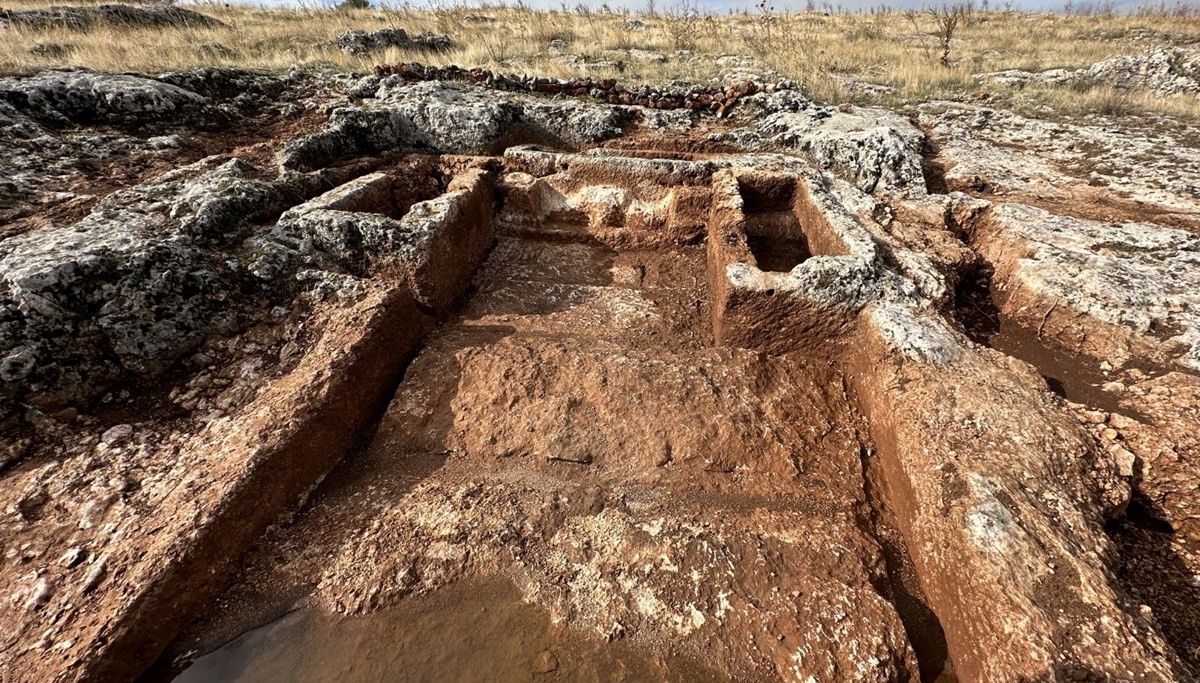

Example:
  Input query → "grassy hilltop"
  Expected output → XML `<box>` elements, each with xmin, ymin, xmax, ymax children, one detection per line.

<box><xmin>1</xmin><ymin>0</ymin><xmax>1199</xmax><ymax>118</ymax></box>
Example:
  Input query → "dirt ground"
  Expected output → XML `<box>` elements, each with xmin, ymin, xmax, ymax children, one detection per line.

<box><xmin>2</xmin><ymin>67</ymin><xmax>1199</xmax><ymax>683</ymax></box>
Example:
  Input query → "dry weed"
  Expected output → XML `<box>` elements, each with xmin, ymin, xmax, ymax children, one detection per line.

<box><xmin>0</xmin><ymin>0</ymin><xmax>1198</xmax><ymax>118</ymax></box>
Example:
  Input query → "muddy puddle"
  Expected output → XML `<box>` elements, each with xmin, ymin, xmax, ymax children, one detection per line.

<box><xmin>170</xmin><ymin>580</ymin><xmax>727</xmax><ymax>683</ymax></box>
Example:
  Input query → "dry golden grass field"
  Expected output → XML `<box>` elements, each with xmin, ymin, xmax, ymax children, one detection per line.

<box><xmin>2</xmin><ymin>0</ymin><xmax>1199</xmax><ymax>118</ymax></box>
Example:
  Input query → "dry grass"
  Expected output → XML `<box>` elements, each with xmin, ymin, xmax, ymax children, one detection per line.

<box><xmin>2</xmin><ymin>0</ymin><xmax>1199</xmax><ymax>118</ymax></box>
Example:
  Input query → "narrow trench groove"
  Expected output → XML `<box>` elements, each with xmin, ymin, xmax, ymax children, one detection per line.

<box><xmin>947</xmin><ymin>202</ymin><xmax>1199</xmax><ymax>677</ymax></box>
<box><xmin>953</xmin><ymin>253</ymin><xmax>1142</xmax><ymax>417</ymax></box>
<box><xmin>916</xmin><ymin>127</ymin><xmax>950</xmax><ymax>196</ymax></box>
<box><xmin>846</xmin><ymin>378</ymin><xmax>955</xmax><ymax>683</ymax></box>
<box><xmin>859</xmin><ymin>452</ymin><xmax>955</xmax><ymax>683</ymax></box>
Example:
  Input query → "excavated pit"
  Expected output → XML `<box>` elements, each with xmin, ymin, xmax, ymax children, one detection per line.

<box><xmin>738</xmin><ymin>175</ymin><xmax>813</xmax><ymax>273</ymax></box>
<box><xmin>4</xmin><ymin>72</ymin><xmax>1198</xmax><ymax>683</ymax></box>
<box><xmin>155</xmin><ymin>147</ymin><xmax>925</xmax><ymax>683</ymax></box>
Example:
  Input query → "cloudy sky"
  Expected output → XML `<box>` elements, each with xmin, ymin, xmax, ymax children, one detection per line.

<box><xmin>219</xmin><ymin>0</ymin><xmax>1163</xmax><ymax>12</ymax></box>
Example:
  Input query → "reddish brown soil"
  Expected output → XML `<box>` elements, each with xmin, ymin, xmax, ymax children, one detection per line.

<box><xmin>4</xmin><ymin>109</ymin><xmax>1197</xmax><ymax>683</ymax></box>
<box><xmin>157</xmin><ymin>198</ymin><xmax>921</xmax><ymax>683</ymax></box>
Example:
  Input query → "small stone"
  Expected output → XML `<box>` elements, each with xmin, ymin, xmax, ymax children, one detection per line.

<box><xmin>80</xmin><ymin>557</ymin><xmax>107</xmax><ymax>594</ymax></box>
<box><xmin>24</xmin><ymin>577</ymin><xmax>52</xmax><ymax>610</ymax></box>
<box><xmin>100</xmin><ymin>424</ymin><xmax>133</xmax><ymax>445</ymax></box>
<box><xmin>146</xmin><ymin>134</ymin><xmax>183</xmax><ymax>150</ymax></box>
<box><xmin>1110</xmin><ymin>446</ymin><xmax>1137</xmax><ymax>478</ymax></box>
<box><xmin>605</xmin><ymin>621</ymin><xmax>626</xmax><ymax>641</ymax></box>
<box><xmin>78</xmin><ymin>495</ymin><xmax>117</xmax><ymax>529</ymax></box>
<box><xmin>16</xmin><ymin>487</ymin><xmax>49</xmax><ymax>521</ymax></box>
<box><xmin>1109</xmin><ymin>413</ymin><xmax>1138</xmax><ymax>430</ymax></box>
<box><xmin>533</xmin><ymin>650</ymin><xmax>558</xmax><ymax>673</ymax></box>
<box><xmin>279</xmin><ymin>341</ymin><xmax>301</xmax><ymax>364</ymax></box>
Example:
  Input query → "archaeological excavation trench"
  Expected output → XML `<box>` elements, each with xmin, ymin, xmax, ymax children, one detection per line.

<box><xmin>2</xmin><ymin>69</ymin><xmax>1199</xmax><ymax>683</ymax></box>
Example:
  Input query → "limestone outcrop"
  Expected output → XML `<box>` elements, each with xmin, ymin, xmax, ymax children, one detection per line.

<box><xmin>1</xmin><ymin>63</ymin><xmax>1198</xmax><ymax>683</ymax></box>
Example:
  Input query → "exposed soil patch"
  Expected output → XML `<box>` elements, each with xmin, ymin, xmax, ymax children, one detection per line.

<box><xmin>3</xmin><ymin>66</ymin><xmax>1196</xmax><ymax>683</ymax></box>
<box><xmin>954</xmin><ymin>264</ymin><xmax>1139</xmax><ymax>416</ymax></box>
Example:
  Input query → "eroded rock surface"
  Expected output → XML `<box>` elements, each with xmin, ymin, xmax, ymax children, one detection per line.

<box><xmin>981</xmin><ymin>47</ymin><xmax>1200</xmax><ymax>98</ymax></box>
<box><xmin>1</xmin><ymin>64</ymin><xmax>1199</xmax><ymax>683</ymax></box>
<box><xmin>975</xmin><ymin>203</ymin><xmax>1200</xmax><ymax>372</ymax></box>
<box><xmin>921</xmin><ymin>100</ymin><xmax>1200</xmax><ymax>229</ymax></box>
<box><xmin>336</xmin><ymin>28</ymin><xmax>452</xmax><ymax>56</ymax></box>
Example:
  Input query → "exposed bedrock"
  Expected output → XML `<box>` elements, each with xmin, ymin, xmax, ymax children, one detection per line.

<box><xmin>850</xmin><ymin>304</ymin><xmax>1181</xmax><ymax>681</ymax></box>
<box><xmin>311</xmin><ymin>338</ymin><xmax>919</xmax><ymax>682</ymax></box>
<box><xmin>3</xmin><ymin>64</ymin><xmax>1198</xmax><ymax>683</ymax></box>
<box><xmin>694</xmin><ymin>148</ymin><xmax>1189</xmax><ymax>679</ymax></box>
<box><xmin>950</xmin><ymin>199</ymin><xmax>1200</xmax><ymax>674</ymax></box>
<box><xmin>278</xmin><ymin>80</ymin><xmax>628</xmax><ymax>170</ymax></box>
<box><xmin>919</xmin><ymin>101</ymin><xmax>1200</xmax><ymax>230</ymax></box>
<box><xmin>723</xmin><ymin>91</ymin><xmax>928</xmax><ymax>197</ymax></box>
<box><xmin>972</xmin><ymin>203</ymin><xmax>1200</xmax><ymax>374</ymax></box>
<box><xmin>201</xmin><ymin>202</ymin><xmax>923</xmax><ymax>682</ymax></box>
<box><xmin>707</xmin><ymin>165</ymin><xmax>884</xmax><ymax>356</ymax></box>
<box><xmin>978</xmin><ymin>47</ymin><xmax>1200</xmax><ymax>99</ymax></box>
<box><xmin>0</xmin><ymin>69</ymin><xmax>212</xmax><ymax>125</ymax></box>
<box><xmin>336</xmin><ymin>28</ymin><xmax>452</xmax><ymax>56</ymax></box>
<box><xmin>266</xmin><ymin>165</ymin><xmax>496</xmax><ymax>313</ymax></box>
<box><xmin>959</xmin><ymin>201</ymin><xmax>1200</xmax><ymax>535</ymax></box>
<box><xmin>0</xmin><ymin>157</ymin><xmax>287</xmax><ymax>417</ymax></box>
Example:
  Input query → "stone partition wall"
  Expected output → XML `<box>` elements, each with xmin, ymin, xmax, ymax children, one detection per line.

<box><xmin>706</xmin><ymin>164</ymin><xmax>880</xmax><ymax>356</ymax></box>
